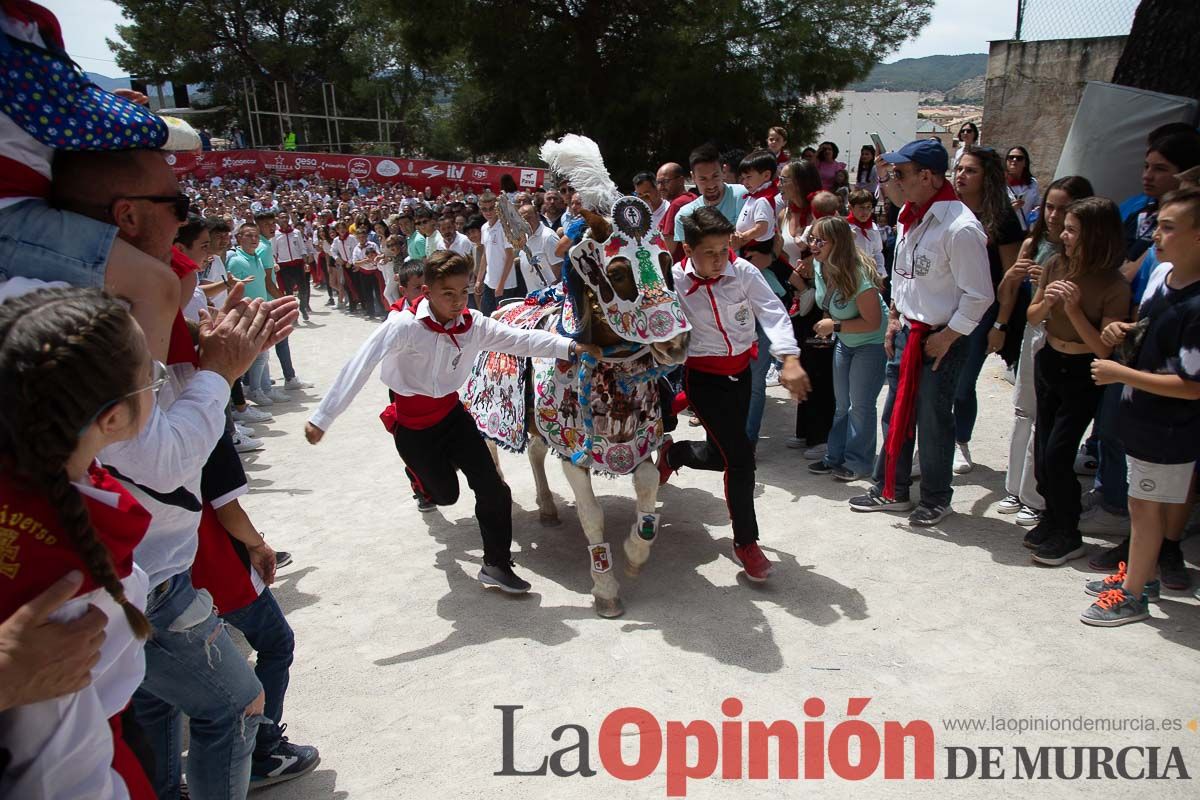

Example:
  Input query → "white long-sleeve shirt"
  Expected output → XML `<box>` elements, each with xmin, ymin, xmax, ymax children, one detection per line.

<box><xmin>329</xmin><ymin>235</ymin><xmax>355</xmax><ymax>265</ymax></box>
<box><xmin>100</xmin><ymin>367</ymin><xmax>230</xmax><ymax>587</ymax></box>
<box><xmin>891</xmin><ymin>198</ymin><xmax>993</xmax><ymax>336</ymax></box>
<box><xmin>673</xmin><ymin>255</ymin><xmax>800</xmax><ymax>360</ymax></box>
<box><xmin>309</xmin><ymin>297</ymin><xmax>574</xmax><ymax>431</ymax></box>
<box><xmin>851</xmin><ymin>223</ymin><xmax>887</xmax><ymax>278</ymax></box>
<box><xmin>271</xmin><ymin>227</ymin><xmax>308</xmax><ymax>263</ymax></box>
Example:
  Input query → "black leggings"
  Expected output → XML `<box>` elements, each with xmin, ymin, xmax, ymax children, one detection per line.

<box><xmin>1033</xmin><ymin>347</ymin><xmax>1102</xmax><ymax>535</ymax></box>
<box><xmin>795</xmin><ymin>343</ymin><xmax>835</xmax><ymax>445</ymax></box>
<box><xmin>392</xmin><ymin>403</ymin><xmax>513</xmax><ymax>565</ymax></box>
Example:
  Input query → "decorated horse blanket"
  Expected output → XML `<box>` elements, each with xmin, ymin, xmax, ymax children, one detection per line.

<box><xmin>462</xmin><ymin>300</ymin><xmax>556</xmax><ymax>452</ymax></box>
<box><xmin>463</xmin><ymin>299</ymin><xmax>668</xmax><ymax>476</ymax></box>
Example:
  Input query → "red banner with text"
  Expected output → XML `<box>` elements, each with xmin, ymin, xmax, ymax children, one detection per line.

<box><xmin>165</xmin><ymin>150</ymin><xmax>547</xmax><ymax>194</ymax></box>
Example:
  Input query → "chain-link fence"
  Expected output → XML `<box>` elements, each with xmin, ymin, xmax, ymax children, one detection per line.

<box><xmin>1016</xmin><ymin>0</ymin><xmax>1139</xmax><ymax>41</ymax></box>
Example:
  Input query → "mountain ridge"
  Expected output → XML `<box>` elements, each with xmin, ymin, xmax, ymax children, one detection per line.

<box><xmin>849</xmin><ymin>53</ymin><xmax>988</xmax><ymax>94</ymax></box>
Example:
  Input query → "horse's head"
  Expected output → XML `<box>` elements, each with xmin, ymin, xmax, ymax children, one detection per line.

<box><xmin>565</xmin><ymin>198</ymin><xmax>691</xmax><ymax>357</ymax></box>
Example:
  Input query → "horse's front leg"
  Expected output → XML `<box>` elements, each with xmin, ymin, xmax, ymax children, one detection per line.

<box><xmin>528</xmin><ymin>435</ymin><xmax>560</xmax><ymax>526</ymax></box>
<box><xmin>624</xmin><ymin>459</ymin><xmax>662</xmax><ymax>577</ymax></box>
<box><xmin>560</xmin><ymin>461</ymin><xmax>623</xmax><ymax>618</ymax></box>
<box><xmin>485</xmin><ymin>439</ymin><xmax>504</xmax><ymax>481</ymax></box>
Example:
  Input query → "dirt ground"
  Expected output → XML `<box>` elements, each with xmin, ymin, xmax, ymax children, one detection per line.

<box><xmin>236</xmin><ymin>304</ymin><xmax>1200</xmax><ymax>799</ymax></box>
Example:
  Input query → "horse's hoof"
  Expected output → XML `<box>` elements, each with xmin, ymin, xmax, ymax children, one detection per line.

<box><xmin>539</xmin><ymin>513</ymin><xmax>561</xmax><ymax>527</ymax></box>
<box><xmin>594</xmin><ymin>596</ymin><xmax>625</xmax><ymax>618</ymax></box>
<box><xmin>624</xmin><ymin>560</ymin><xmax>642</xmax><ymax>578</ymax></box>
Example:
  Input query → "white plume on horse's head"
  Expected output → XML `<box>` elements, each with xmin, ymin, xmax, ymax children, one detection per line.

<box><xmin>539</xmin><ymin>134</ymin><xmax>620</xmax><ymax>216</ymax></box>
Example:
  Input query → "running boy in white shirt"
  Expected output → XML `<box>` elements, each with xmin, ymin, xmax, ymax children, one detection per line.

<box><xmin>305</xmin><ymin>252</ymin><xmax>600</xmax><ymax>593</ymax></box>
<box><xmin>730</xmin><ymin>149</ymin><xmax>779</xmax><ymax>251</ymax></box>
<box><xmin>657</xmin><ymin>207</ymin><xmax>811</xmax><ymax>582</ymax></box>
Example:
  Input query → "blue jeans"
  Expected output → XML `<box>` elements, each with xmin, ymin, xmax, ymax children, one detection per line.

<box><xmin>827</xmin><ymin>339</ymin><xmax>886</xmax><ymax>475</ymax></box>
<box><xmin>746</xmin><ymin>323</ymin><xmax>773</xmax><ymax>441</ymax></box>
<box><xmin>221</xmin><ymin>589</ymin><xmax>294</xmax><ymax>759</ymax></box>
<box><xmin>133</xmin><ymin>572</ymin><xmax>263</xmax><ymax>800</ymax></box>
<box><xmin>952</xmin><ymin>303</ymin><xmax>998</xmax><ymax>443</ymax></box>
<box><xmin>0</xmin><ymin>199</ymin><xmax>116</xmax><ymax>287</ymax></box>
<box><xmin>480</xmin><ymin>284</ymin><xmax>521</xmax><ymax>318</ymax></box>
<box><xmin>244</xmin><ymin>351</ymin><xmax>270</xmax><ymax>395</ymax></box>
<box><xmin>871</xmin><ymin>326</ymin><xmax>969</xmax><ymax>507</ymax></box>
<box><xmin>1092</xmin><ymin>383</ymin><xmax>1129</xmax><ymax>513</ymax></box>
<box><xmin>274</xmin><ymin>336</ymin><xmax>295</xmax><ymax>382</ymax></box>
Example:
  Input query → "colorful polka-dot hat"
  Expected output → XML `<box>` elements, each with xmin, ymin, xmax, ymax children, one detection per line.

<box><xmin>1</xmin><ymin>33</ymin><xmax>168</xmax><ymax>151</ymax></box>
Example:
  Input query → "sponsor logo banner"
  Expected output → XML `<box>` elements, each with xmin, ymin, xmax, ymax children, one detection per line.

<box><xmin>168</xmin><ymin>150</ymin><xmax>545</xmax><ymax>193</ymax></box>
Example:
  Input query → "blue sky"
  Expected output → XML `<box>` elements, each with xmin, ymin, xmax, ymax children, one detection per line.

<box><xmin>47</xmin><ymin>0</ymin><xmax>1129</xmax><ymax>76</ymax></box>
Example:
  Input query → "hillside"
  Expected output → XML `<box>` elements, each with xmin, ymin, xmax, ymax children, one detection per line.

<box><xmin>86</xmin><ymin>72</ymin><xmax>131</xmax><ymax>92</ymax></box>
<box><xmin>849</xmin><ymin>53</ymin><xmax>987</xmax><ymax>94</ymax></box>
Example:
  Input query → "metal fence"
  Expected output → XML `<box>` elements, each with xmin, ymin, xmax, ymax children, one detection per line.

<box><xmin>1015</xmin><ymin>0</ymin><xmax>1139</xmax><ymax>41</ymax></box>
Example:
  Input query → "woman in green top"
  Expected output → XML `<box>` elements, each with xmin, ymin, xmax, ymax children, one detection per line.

<box><xmin>805</xmin><ymin>216</ymin><xmax>887</xmax><ymax>481</ymax></box>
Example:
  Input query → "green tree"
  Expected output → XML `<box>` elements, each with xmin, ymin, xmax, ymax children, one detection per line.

<box><xmin>1112</xmin><ymin>0</ymin><xmax>1200</xmax><ymax>101</ymax></box>
<box><xmin>108</xmin><ymin>0</ymin><xmax>441</xmax><ymax>152</ymax></box>
<box><xmin>391</xmin><ymin>0</ymin><xmax>933</xmax><ymax>182</ymax></box>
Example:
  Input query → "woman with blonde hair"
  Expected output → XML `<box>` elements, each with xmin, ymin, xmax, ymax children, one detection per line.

<box><xmin>805</xmin><ymin>216</ymin><xmax>888</xmax><ymax>481</ymax></box>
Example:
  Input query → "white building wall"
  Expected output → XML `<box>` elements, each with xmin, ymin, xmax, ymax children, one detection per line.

<box><xmin>809</xmin><ymin>91</ymin><xmax>921</xmax><ymax>163</ymax></box>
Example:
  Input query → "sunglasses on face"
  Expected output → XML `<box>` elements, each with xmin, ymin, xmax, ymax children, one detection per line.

<box><xmin>117</xmin><ymin>192</ymin><xmax>191</xmax><ymax>221</ymax></box>
<box><xmin>806</xmin><ymin>236</ymin><xmax>826</xmax><ymax>249</ymax></box>
<box><xmin>1007</xmin><ymin>155</ymin><xmax>1026</xmax><ymax>162</ymax></box>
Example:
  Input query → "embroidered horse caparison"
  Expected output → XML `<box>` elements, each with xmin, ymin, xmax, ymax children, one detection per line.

<box><xmin>463</xmin><ymin>195</ymin><xmax>690</xmax><ymax>618</ymax></box>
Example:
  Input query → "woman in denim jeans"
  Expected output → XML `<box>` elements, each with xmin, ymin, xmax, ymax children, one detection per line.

<box><xmin>804</xmin><ymin>216</ymin><xmax>888</xmax><ymax>481</ymax></box>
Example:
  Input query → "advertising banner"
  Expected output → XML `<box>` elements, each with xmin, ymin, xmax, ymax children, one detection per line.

<box><xmin>165</xmin><ymin>150</ymin><xmax>546</xmax><ymax>193</ymax></box>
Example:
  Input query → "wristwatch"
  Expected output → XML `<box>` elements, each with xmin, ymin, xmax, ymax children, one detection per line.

<box><xmin>993</xmin><ymin>321</ymin><xmax>1008</xmax><ymax>331</ymax></box>
<box><xmin>833</xmin><ymin>322</ymin><xmax>842</xmax><ymax>333</ymax></box>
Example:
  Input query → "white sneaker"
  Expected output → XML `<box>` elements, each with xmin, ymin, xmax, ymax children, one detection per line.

<box><xmin>997</xmin><ymin>494</ymin><xmax>1023</xmax><ymax>514</ymax></box>
<box><xmin>764</xmin><ymin>365</ymin><xmax>781</xmax><ymax>387</ymax></box>
<box><xmin>802</xmin><ymin>442</ymin><xmax>828</xmax><ymax>460</ymax></box>
<box><xmin>1015</xmin><ymin>506</ymin><xmax>1043</xmax><ymax>527</ymax></box>
<box><xmin>234</xmin><ymin>422</ymin><xmax>253</xmax><ymax>438</ymax></box>
<box><xmin>233</xmin><ymin>434</ymin><xmax>264</xmax><ymax>453</ymax></box>
<box><xmin>785</xmin><ymin>436</ymin><xmax>806</xmax><ymax>450</ymax></box>
<box><xmin>266</xmin><ymin>387</ymin><xmax>291</xmax><ymax>403</ymax></box>
<box><xmin>232</xmin><ymin>405</ymin><xmax>272</xmax><ymax>423</ymax></box>
<box><xmin>1073</xmin><ymin>446</ymin><xmax>1098</xmax><ymax>475</ymax></box>
<box><xmin>1079</xmin><ymin>505</ymin><xmax>1130</xmax><ymax>535</ymax></box>
<box><xmin>246</xmin><ymin>390</ymin><xmax>273</xmax><ymax>407</ymax></box>
<box><xmin>953</xmin><ymin>441</ymin><xmax>973</xmax><ymax>474</ymax></box>
<box><xmin>284</xmin><ymin>377</ymin><xmax>314</xmax><ymax>390</ymax></box>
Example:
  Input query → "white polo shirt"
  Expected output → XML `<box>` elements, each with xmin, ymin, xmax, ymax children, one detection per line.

<box><xmin>518</xmin><ymin>223</ymin><xmax>563</xmax><ymax>291</ymax></box>
<box><xmin>481</xmin><ymin>219</ymin><xmax>516</xmax><ymax>290</ymax></box>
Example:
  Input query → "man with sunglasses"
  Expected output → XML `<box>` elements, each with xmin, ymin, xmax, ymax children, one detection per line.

<box><xmin>27</xmin><ymin>147</ymin><xmax>302</xmax><ymax>799</ymax></box>
<box><xmin>847</xmin><ymin>139</ymin><xmax>991</xmax><ymax>527</ymax></box>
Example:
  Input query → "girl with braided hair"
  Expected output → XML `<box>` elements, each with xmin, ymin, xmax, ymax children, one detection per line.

<box><xmin>0</xmin><ymin>287</ymin><xmax>162</xmax><ymax>798</ymax></box>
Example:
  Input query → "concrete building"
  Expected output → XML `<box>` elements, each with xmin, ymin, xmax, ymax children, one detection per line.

<box><xmin>916</xmin><ymin>119</ymin><xmax>952</xmax><ymax>153</ymax></box>
<box><xmin>982</xmin><ymin>36</ymin><xmax>1128</xmax><ymax>186</ymax></box>
<box><xmin>810</xmin><ymin>90</ymin><xmax>920</xmax><ymax>165</ymax></box>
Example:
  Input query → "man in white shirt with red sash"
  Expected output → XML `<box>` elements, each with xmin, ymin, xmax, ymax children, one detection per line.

<box><xmin>847</xmin><ymin>140</ymin><xmax>992</xmax><ymax>526</ymax></box>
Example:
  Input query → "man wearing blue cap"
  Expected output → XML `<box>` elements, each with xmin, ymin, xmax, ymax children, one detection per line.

<box><xmin>848</xmin><ymin>139</ymin><xmax>992</xmax><ymax>526</ymax></box>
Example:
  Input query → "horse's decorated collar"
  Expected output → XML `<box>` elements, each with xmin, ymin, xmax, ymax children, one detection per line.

<box><xmin>567</xmin><ymin>196</ymin><xmax>691</xmax><ymax>345</ymax></box>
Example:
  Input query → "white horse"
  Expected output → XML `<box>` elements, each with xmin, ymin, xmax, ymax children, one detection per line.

<box><xmin>465</xmin><ymin>207</ymin><xmax>690</xmax><ymax>617</ymax></box>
